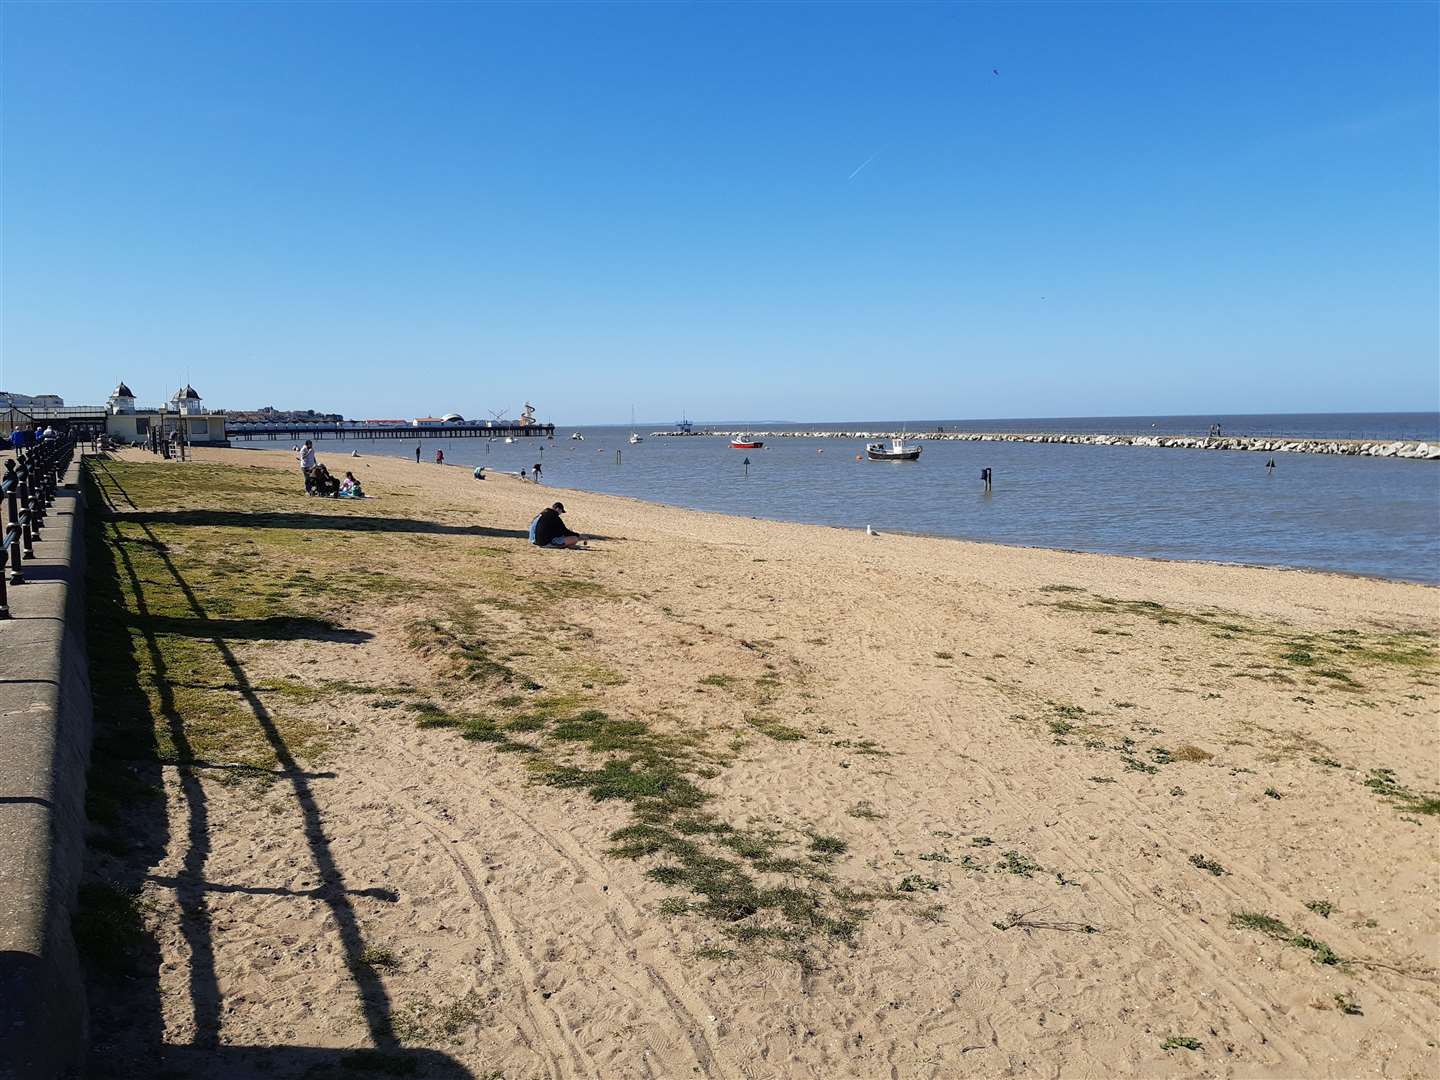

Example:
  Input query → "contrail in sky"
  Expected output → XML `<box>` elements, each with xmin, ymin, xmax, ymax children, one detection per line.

<box><xmin>847</xmin><ymin>152</ymin><xmax>879</xmax><ymax>180</ymax></box>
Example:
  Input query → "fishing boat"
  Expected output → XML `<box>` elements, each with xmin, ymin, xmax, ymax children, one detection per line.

<box><xmin>866</xmin><ymin>435</ymin><xmax>921</xmax><ymax>461</ymax></box>
<box><xmin>628</xmin><ymin>406</ymin><xmax>643</xmax><ymax>444</ymax></box>
<box><xmin>629</xmin><ymin>432</ymin><xmax>643</xmax><ymax>445</ymax></box>
<box><xmin>730</xmin><ymin>436</ymin><xmax>764</xmax><ymax>449</ymax></box>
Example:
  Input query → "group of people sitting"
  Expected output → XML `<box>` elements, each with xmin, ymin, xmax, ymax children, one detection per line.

<box><xmin>298</xmin><ymin>441</ymin><xmax>364</xmax><ymax>498</ymax></box>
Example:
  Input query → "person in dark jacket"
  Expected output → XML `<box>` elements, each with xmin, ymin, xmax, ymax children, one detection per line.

<box><xmin>530</xmin><ymin>502</ymin><xmax>584</xmax><ymax>548</ymax></box>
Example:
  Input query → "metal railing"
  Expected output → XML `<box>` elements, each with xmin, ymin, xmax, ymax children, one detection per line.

<box><xmin>0</xmin><ymin>432</ymin><xmax>76</xmax><ymax>618</ymax></box>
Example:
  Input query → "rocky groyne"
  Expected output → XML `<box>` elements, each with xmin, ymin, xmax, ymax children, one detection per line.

<box><xmin>650</xmin><ymin>430</ymin><xmax>1439</xmax><ymax>459</ymax></box>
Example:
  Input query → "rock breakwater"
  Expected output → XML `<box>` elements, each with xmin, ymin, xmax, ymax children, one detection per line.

<box><xmin>650</xmin><ymin>430</ymin><xmax>1439</xmax><ymax>459</ymax></box>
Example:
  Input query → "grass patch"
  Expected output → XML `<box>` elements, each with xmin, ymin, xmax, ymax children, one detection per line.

<box><xmin>1230</xmin><ymin>911</ymin><xmax>1341</xmax><ymax>965</ymax></box>
<box><xmin>1187</xmin><ymin>853</ymin><xmax>1227</xmax><ymax>876</ymax></box>
<box><xmin>746</xmin><ymin>715</ymin><xmax>808</xmax><ymax>741</ymax></box>
<box><xmin>359</xmin><ymin>944</ymin><xmax>399</xmax><ymax>969</ymax></box>
<box><xmin>1304</xmin><ymin>899</ymin><xmax>1336</xmax><ymax>918</ymax></box>
<box><xmin>1362</xmin><ymin>768</ymin><xmax>1440</xmax><ymax>817</ymax></box>
<box><xmin>71</xmin><ymin>882</ymin><xmax>149</xmax><ymax>975</ymax></box>
<box><xmin>1172</xmin><ymin>745</ymin><xmax>1213</xmax><ymax>762</ymax></box>
<box><xmin>995</xmin><ymin>850</ymin><xmax>1043</xmax><ymax>877</ymax></box>
<box><xmin>1161</xmin><ymin>1035</ymin><xmax>1202</xmax><ymax>1051</ymax></box>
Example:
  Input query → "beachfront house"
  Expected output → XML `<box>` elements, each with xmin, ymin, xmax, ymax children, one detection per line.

<box><xmin>103</xmin><ymin>381</ymin><xmax>229</xmax><ymax>446</ymax></box>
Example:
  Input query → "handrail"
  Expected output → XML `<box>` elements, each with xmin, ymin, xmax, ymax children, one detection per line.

<box><xmin>0</xmin><ymin>431</ymin><xmax>76</xmax><ymax>618</ymax></box>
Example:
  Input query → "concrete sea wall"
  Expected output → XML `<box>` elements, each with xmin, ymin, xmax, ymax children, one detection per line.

<box><xmin>651</xmin><ymin>430</ymin><xmax>1440</xmax><ymax>459</ymax></box>
<box><xmin>0</xmin><ymin>461</ymin><xmax>92</xmax><ymax>1080</ymax></box>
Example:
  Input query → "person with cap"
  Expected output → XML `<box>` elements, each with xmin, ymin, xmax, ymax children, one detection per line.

<box><xmin>529</xmin><ymin>501</ymin><xmax>585</xmax><ymax>548</ymax></box>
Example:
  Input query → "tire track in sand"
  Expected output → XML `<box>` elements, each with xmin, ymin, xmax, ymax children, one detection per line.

<box><xmin>383</xmin><ymin>735</ymin><xmax>736</xmax><ymax>1079</ymax></box>
<box><xmin>357</xmin><ymin>774</ymin><xmax>592</xmax><ymax>1080</ymax></box>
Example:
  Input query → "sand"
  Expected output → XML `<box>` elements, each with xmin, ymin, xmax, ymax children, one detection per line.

<box><xmin>89</xmin><ymin>446</ymin><xmax>1439</xmax><ymax>1079</ymax></box>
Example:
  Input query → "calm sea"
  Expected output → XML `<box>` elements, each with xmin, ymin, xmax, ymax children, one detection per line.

<box><xmin>272</xmin><ymin>413</ymin><xmax>1440</xmax><ymax>585</ymax></box>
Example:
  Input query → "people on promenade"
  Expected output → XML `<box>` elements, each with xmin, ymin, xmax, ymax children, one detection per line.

<box><xmin>529</xmin><ymin>502</ymin><xmax>585</xmax><ymax>549</ymax></box>
<box><xmin>299</xmin><ymin>439</ymin><xmax>318</xmax><ymax>494</ymax></box>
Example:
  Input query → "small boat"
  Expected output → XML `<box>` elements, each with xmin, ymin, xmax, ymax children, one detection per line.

<box><xmin>866</xmin><ymin>436</ymin><xmax>921</xmax><ymax>461</ymax></box>
<box><xmin>628</xmin><ymin>406</ymin><xmax>643</xmax><ymax>444</ymax></box>
<box><xmin>571</xmin><ymin>432</ymin><xmax>584</xmax><ymax>440</ymax></box>
<box><xmin>730</xmin><ymin>436</ymin><xmax>764</xmax><ymax>449</ymax></box>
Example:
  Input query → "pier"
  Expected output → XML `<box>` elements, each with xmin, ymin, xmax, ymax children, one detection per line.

<box><xmin>649</xmin><ymin>429</ymin><xmax>1440</xmax><ymax>459</ymax></box>
<box><xmin>228</xmin><ymin>421</ymin><xmax>557</xmax><ymax>442</ymax></box>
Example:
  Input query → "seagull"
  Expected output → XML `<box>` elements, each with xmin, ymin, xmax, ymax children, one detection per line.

<box><xmin>992</xmin><ymin>69</ymin><xmax>1000</xmax><ymax>76</ymax></box>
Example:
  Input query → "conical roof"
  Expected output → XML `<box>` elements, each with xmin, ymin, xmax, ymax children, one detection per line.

<box><xmin>173</xmin><ymin>384</ymin><xmax>201</xmax><ymax>400</ymax></box>
<box><xmin>113</xmin><ymin>382</ymin><xmax>134</xmax><ymax>398</ymax></box>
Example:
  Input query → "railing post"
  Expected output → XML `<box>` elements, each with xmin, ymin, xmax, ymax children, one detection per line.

<box><xmin>5</xmin><ymin>461</ymin><xmax>23</xmax><ymax>584</ymax></box>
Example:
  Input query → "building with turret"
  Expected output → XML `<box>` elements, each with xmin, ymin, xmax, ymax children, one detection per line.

<box><xmin>102</xmin><ymin>381</ymin><xmax>228</xmax><ymax>445</ymax></box>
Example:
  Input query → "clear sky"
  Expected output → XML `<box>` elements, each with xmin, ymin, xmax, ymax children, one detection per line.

<box><xmin>2</xmin><ymin>1</ymin><xmax>1436</xmax><ymax>424</ymax></box>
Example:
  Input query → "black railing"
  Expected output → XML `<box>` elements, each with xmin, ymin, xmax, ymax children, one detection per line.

<box><xmin>0</xmin><ymin>432</ymin><xmax>76</xmax><ymax>618</ymax></box>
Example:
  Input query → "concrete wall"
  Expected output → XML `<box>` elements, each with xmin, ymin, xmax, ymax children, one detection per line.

<box><xmin>0</xmin><ymin>462</ymin><xmax>92</xmax><ymax>1080</ymax></box>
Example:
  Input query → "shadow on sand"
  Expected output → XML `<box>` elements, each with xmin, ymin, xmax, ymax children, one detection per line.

<box><xmin>79</xmin><ymin>466</ymin><xmax>475</xmax><ymax>1077</ymax></box>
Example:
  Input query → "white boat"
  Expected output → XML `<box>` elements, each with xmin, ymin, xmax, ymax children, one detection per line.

<box><xmin>866</xmin><ymin>435</ymin><xmax>922</xmax><ymax>461</ymax></box>
<box><xmin>628</xmin><ymin>405</ymin><xmax>643</xmax><ymax>444</ymax></box>
<box><xmin>629</xmin><ymin>432</ymin><xmax>642</xmax><ymax>445</ymax></box>
<box><xmin>570</xmin><ymin>432</ymin><xmax>585</xmax><ymax>441</ymax></box>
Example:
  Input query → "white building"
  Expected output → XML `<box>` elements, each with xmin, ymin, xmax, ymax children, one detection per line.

<box><xmin>0</xmin><ymin>391</ymin><xmax>65</xmax><ymax>409</ymax></box>
<box><xmin>103</xmin><ymin>381</ymin><xmax>228</xmax><ymax>445</ymax></box>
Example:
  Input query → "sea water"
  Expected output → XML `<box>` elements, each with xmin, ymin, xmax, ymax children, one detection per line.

<box><xmin>267</xmin><ymin>413</ymin><xmax>1440</xmax><ymax>584</ymax></box>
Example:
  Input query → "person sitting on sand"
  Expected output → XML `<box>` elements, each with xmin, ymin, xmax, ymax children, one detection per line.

<box><xmin>529</xmin><ymin>502</ymin><xmax>585</xmax><ymax>549</ymax></box>
<box><xmin>435</xmin><ymin>448</ymin><xmax>445</xmax><ymax>465</ymax></box>
<box><xmin>473</xmin><ymin>465</ymin><xmax>486</xmax><ymax>480</ymax></box>
<box><xmin>338</xmin><ymin>471</ymin><xmax>364</xmax><ymax>498</ymax></box>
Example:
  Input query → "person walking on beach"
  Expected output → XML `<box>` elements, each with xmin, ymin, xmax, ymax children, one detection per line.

<box><xmin>415</xmin><ymin>443</ymin><xmax>422</xmax><ymax>463</ymax></box>
<box><xmin>298</xmin><ymin>439</ymin><xmax>318</xmax><ymax>495</ymax></box>
<box><xmin>532</xmin><ymin>461</ymin><xmax>543</xmax><ymax>483</ymax></box>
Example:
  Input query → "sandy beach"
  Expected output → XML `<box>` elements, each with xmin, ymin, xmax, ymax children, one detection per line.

<box><xmin>81</xmin><ymin>445</ymin><xmax>1439</xmax><ymax>1079</ymax></box>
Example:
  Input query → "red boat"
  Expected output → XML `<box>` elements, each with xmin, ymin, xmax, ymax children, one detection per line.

<box><xmin>730</xmin><ymin>437</ymin><xmax>764</xmax><ymax>449</ymax></box>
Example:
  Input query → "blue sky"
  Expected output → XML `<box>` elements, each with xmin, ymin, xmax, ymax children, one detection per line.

<box><xmin>2</xmin><ymin>1</ymin><xmax>1436</xmax><ymax>424</ymax></box>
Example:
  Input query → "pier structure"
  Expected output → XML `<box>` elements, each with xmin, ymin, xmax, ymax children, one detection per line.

<box><xmin>229</xmin><ymin>421</ymin><xmax>557</xmax><ymax>442</ymax></box>
<box><xmin>649</xmin><ymin>429</ymin><xmax>1439</xmax><ymax>459</ymax></box>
